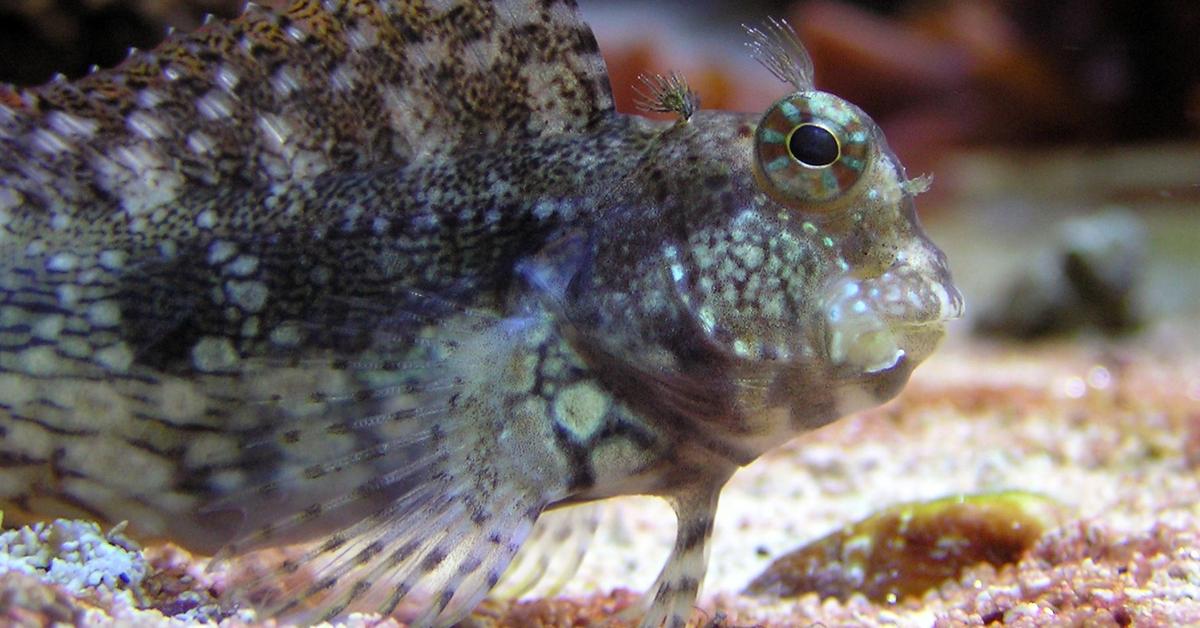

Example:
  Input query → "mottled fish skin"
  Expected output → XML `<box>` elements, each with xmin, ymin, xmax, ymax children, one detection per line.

<box><xmin>0</xmin><ymin>2</ymin><xmax>961</xmax><ymax>627</ymax></box>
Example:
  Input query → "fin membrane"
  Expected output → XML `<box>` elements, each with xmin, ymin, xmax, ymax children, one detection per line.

<box><xmin>2</xmin><ymin>0</ymin><xmax>614</xmax><ymax>216</ymax></box>
<box><xmin>492</xmin><ymin>501</ymin><xmax>602</xmax><ymax>599</ymax></box>
<box><xmin>195</xmin><ymin>301</ymin><xmax>576</xmax><ymax>625</ymax></box>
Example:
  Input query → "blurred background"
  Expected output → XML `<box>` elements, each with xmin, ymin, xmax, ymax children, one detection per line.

<box><xmin>2</xmin><ymin>0</ymin><xmax>1199</xmax><ymax>329</ymax></box>
<box><xmin>2</xmin><ymin>3</ymin><xmax>1199</xmax><ymax>621</ymax></box>
<box><xmin>4</xmin><ymin>1</ymin><xmax>1198</xmax><ymax>160</ymax></box>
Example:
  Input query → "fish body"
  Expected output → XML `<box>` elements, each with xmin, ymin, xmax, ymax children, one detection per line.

<box><xmin>0</xmin><ymin>1</ymin><xmax>961</xmax><ymax>626</ymax></box>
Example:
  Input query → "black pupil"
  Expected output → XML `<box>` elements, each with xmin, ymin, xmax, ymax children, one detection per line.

<box><xmin>788</xmin><ymin>123</ymin><xmax>839</xmax><ymax>167</ymax></box>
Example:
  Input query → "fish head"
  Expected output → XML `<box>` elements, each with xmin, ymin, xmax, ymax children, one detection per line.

<box><xmin>651</xmin><ymin>88</ymin><xmax>962</xmax><ymax>435</ymax></box>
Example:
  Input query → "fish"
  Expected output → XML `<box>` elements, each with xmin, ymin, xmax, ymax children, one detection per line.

<box><xmin>0</xmin><ymin>1</ymin><xmax>962</xmax><ymax>626</ymax></box>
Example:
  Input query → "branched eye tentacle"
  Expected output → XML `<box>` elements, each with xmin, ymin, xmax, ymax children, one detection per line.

<box><xmin>743</xmin><ymin>17</ymin><xmax>814</xmax><ymax>91</ymax></box>
<box><xmin>633</xmin><ymin>72</ymin><xmax>700</xmax><ymax>122</ymax></box>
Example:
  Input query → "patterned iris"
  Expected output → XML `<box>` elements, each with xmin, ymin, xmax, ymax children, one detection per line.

<box><xmin>754</xmin><ymin>91</ymin><xmax>872</xmax><ymax>205</ymax></box>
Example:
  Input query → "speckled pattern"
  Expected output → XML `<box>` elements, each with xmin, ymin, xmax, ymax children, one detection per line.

<box><xmin>0</xmin><ymin>1</ymin><xmax>959</xmax><ymax>626</ymax></box>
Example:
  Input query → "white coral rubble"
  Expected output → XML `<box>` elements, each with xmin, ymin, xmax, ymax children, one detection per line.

<box><xmin>0</xmin><ymin>518</ymin><xmax>145</xmax><ymax>594</ymax></box>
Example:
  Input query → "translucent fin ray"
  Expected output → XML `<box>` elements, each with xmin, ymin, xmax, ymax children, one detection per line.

<box><xmin>492</xmin><ymin>501</ymin><xmax>603</xmax><ymax>599</ymax></box>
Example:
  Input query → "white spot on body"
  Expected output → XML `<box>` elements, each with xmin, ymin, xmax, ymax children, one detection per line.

<box><xmin>56</xmin><ymin>285</ymin><xmax>80</xmax><ymax>308</ymax></box>
<box><xmin>196</xmin><ymin>209</ymin><xmax>217</xmax><ymax>229</ymax></box>
<box><xmin>186</xmin><ymin>131</ymin><xmax>217</xmax><ymax>156</ymax></box>
<box><xmin>95</xmin><ymin>343</ymin><xmax>134</xmax><ymax>372</ymax></box>
<box><xmin>590</xmin><ymin>436</ymin><xmax>647</xmax><ymax>487</ymax></box>
<box><xmin>59</xmin><ymin>336</ymin><xmax>92</xmax><ymax>360</ymax></box>
<box><xmin>257</xmin><ymin>113</ymin><xmax>331</xmax><ymax>180</ymax></box>
<box><xmin>126</xmin><ymin>111</ymin><xmax>168</xmax><ymax>140</ymax></box>
<box><xmin>191</xmin><ymin>337</ymin><xmax>239</xmax><ymax>372</ymax></box>
<box><xmin>270</xmin><ymin>324</ymin><xmax>302</xmax><ymax>347</ymax></box>
<box><xmin>76</xmin><ymin>269</ymin><xmax>100</xmax><ymax>285</ymax></box>
<box><xmin>31</xmin><ymin>315</ymin><xmax>64</xmax><ymax>340</ymax></box>
<box><xmin>155</xmin><ymin>378</ymin><xmax>207</xmax><ymax>424</ymax></box>
<box><xmin>0</xmin><ymin>374</ymin><xmax>34</xmax><ymax>409</ymax></box>
<box><xmin>136</xmin><ymin>88</ymin><xmax>164</xmax><ymax>108</ymax></box>
<box><xmin>216</xmin><ymin>64</ymin><xmax>240</xmax><ymax>91</ymax></box>
<box><xmin>19</xmin><ymin>346</ymin><xmax>60</xmax><ymax>376</ymax></box>
<box><xmin>47</xmin><ymin>111</ymin><xmax>98</xmax><ymax>138</ymax></box>
<box><xmin>226</xmin><ymin>255</ymin><xmax>259</xmax><ymax>277</ymax></box>
<box><xmin>98</xmin><ymin>250</ymin><xmax>126</xmax><ymax>270</ymax></box>
<box><xmin>761</xmin><ymin>293</ymin><xmax>785</xmax><ymax>319</ymax></box>
<box><xmin>257</xmin><ymin>113</ymin><xmax>293</xmax><ymax>151</ymax></box>
<box><xmin>533</xmin><ymin>199</ymin><xmax>557</xmax><ymax>220</ymax></box>
<box><xmin>93</xmin><ymin>144</ymin><xmax>183</xmax><ymax>217</ymax></box>
<box><xmin>285</xmin><ymin>25</ymin><xmax>307</xmax><ymax>43</ymax></box>
<box><xmin>736</xmin><ymin>244</ymin><xmax>765</xmax><ymax>270</ymax></box>
<box><xmin>270</xmin><ymin>66</ymin><xmax>302</xmax><ymax>97</ymax></box>
<box><xmin>488</xmin><ymin>179</ymin><xmax>512</xmax><ymax>199</ymax></box>
<box><xmin>720</xmin><ymin>257</ymin><xmax>746</xmax><ymax>283</ymax></box>
<box><xmin>87</xmin><ymin>301</ymin><xmax>122</xmax><ymax>327</ymax></box>
<box><xmin>45</xmin><ymin>253</ymin><xmax>76</xmax><ymax>272</ymax></box>
<box><xmin>329</xmin><ymin>63</ymin><xmax>358</xmax><ymax>91</ymax></box>
<box><xmin>225</xmin><ymin>280</ymin><xmax>269</xmax><ymax>313</ymax></box>
<box><xmin>196</xmin><ymin>90</ymin><xmax>235</xmax><ymax>120</ymax></box>
<box><xmin>552</xmin><ymin>381</ymin><xmax>609</xmax><ymax>439</ymax></box>
<box><xmin>208</xmin><ymin>240</ymin><xmax>237</xmax><ymax>265</ymax></box>
<box><xmin>0</xmin><ymin>306</ymin><xmax>22</xmax><ymax>325</ymax></box>
<box><xmin>30</xmin><ymin>128</ymin><xmax>71</xmax><ymax>155</ymax></box>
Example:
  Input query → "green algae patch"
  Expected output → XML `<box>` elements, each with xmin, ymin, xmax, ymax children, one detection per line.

<box><xmin>745</xmin><ymin>492</ymin><xmax>1066</xmax><ymax>603</ymax></box>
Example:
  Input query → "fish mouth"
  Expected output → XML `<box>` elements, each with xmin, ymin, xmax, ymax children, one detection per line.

<box><xmin>822</xmin><ymin>269</ymin><xmax>963</xmax><ymax>375</ymax></box>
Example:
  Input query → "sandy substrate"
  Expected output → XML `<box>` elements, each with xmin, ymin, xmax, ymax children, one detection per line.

<box><xmin>532</xmin><ymin>320</ymin><xmax>1200</xmax><ymax>626</ymax></box>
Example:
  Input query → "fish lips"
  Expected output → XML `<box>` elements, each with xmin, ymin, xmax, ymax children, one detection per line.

<box><xmin>821</xmin><ymin>266</ymin><xmax>963</xmax><ymax>377</ymax></box>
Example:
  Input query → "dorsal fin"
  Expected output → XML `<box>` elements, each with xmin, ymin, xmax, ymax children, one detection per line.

<box><xmin>0</xmin><ymin>0</ymin><xmax>613</xmax><ymax>217</ymax></box>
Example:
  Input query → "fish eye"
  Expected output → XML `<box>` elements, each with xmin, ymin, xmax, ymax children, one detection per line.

<box><xmin>754</xmin><ymin>91</ymin><xmax>872</xmax><ymax>206</ymax></box>
<box><xmin>787</xmin><ymin>123</ymin><xmax>839</xmax><ymax>168</ymax></box>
